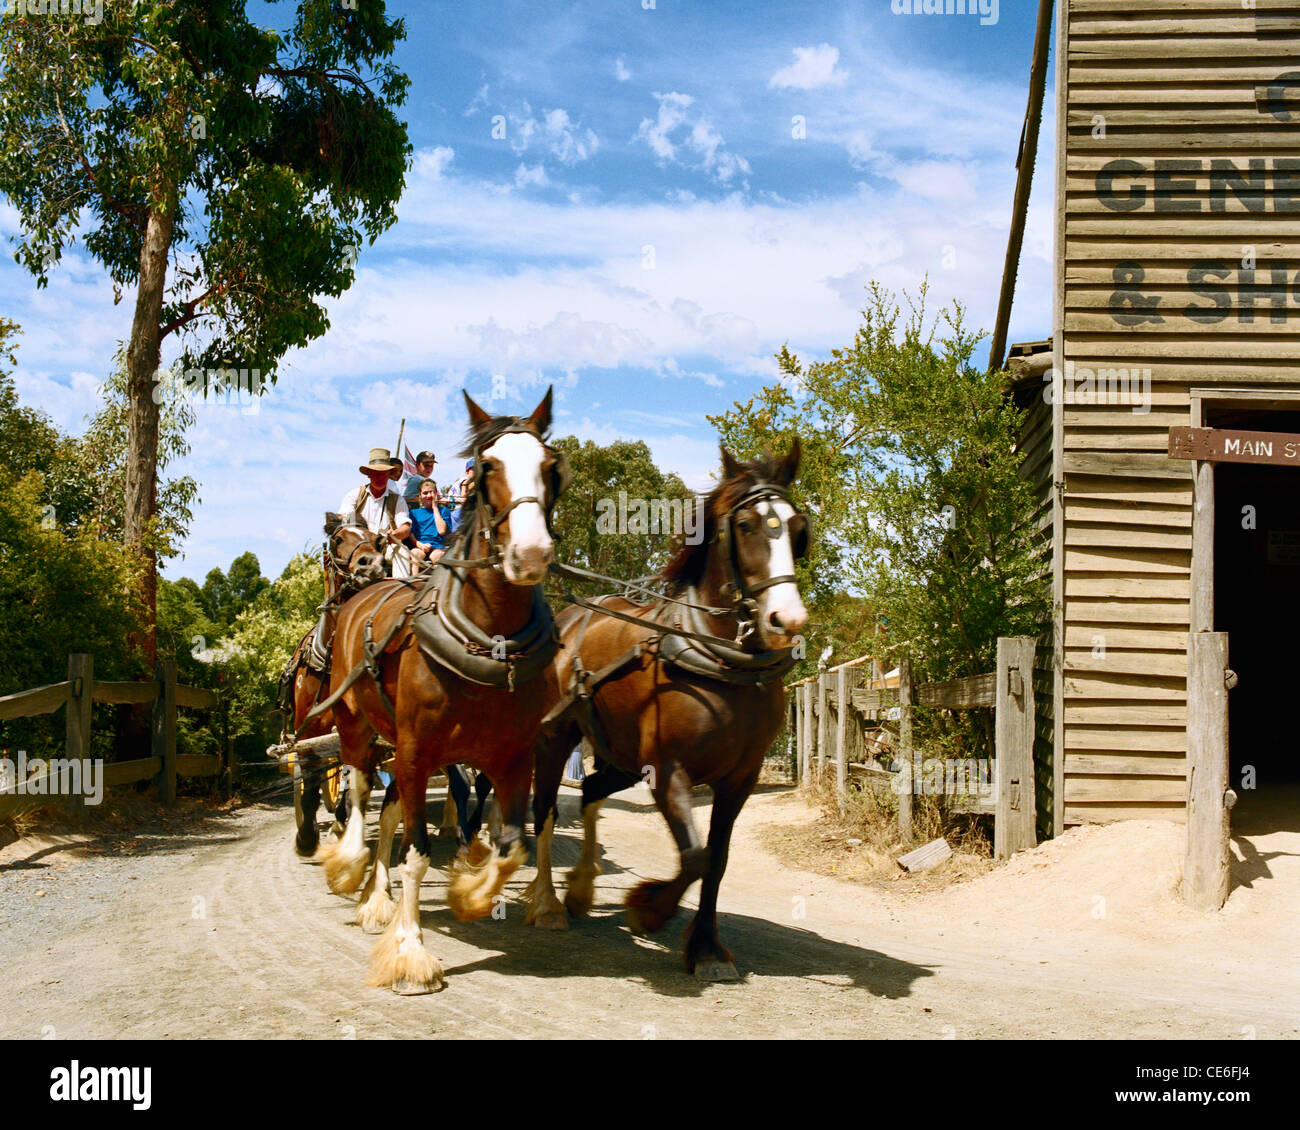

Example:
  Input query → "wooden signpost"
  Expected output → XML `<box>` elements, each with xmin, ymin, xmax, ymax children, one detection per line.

<box><xmin>1169</xmin><ymin>426</ymin><xmax>1300</xmax><ymax>467</ymax></box>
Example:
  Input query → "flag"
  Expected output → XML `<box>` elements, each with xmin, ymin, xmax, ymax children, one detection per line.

<box><xmin>403</xmin><ymin>445</ymin><xmax>419</xmax><ymax>477</ymax></box>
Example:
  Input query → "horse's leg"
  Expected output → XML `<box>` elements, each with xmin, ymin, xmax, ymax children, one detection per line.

<box><xmin>682</xmin><ymin>772</ymin><xmax>757</xmax><ymax>982</ymax></box>
<box><xmin>369</xmin><ymin>762</ymin><xmax>442</xmax><ymax>995</ymax></box>
<box><xmin>355</xmin><ymin>779</ymin><xmax>400</xmax><ymax>933</ymax></box>
<box><xmin>294</xmin><ymin>759</ymin><xmax>323</xmax><ymax>857</ymax></box>
<box><xmin>447</xmin><ymin>757</ymin><xmax>529</xmax><ymax>922</ymax></box>
<box><xmin>524</xmin><ymin>726</ymin><xmax>570</xmax><ymax>930</ymax></box>
<box><xmin>314</xmin><ymin>755</ymin><xmax>373</xmax><ymax>895</ymax></box>
<box><xmin>625</xmin><ymin>760</ymin><xmax>709</xmax><ymax>934</ymax></box>
<box><xmin>566</xmin><ymin>759</ymin><xmax>639</xmax><ymax>918</ymax></box>
<box><xmin>439</xmin><ymin>764</ymin><xmax>468</xmax><ymax>842</ymax></box>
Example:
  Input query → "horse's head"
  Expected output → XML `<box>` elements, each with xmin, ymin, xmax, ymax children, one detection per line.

<box><xmin>461</xmin><ymin>386</ymin><xmax>571</xmax><ymax>585</ymax></box>
<box><xmin>665</xmin><ymin>441</ymin><xmax>810</xmax><ymax>649</ymax></box>
<box><xmin>323</xmin><ymin>512</ymin><xmax>387</xmax><ymax>589</ymax></box>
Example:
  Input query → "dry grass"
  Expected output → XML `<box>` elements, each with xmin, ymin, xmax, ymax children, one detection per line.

<box><xmin>759</xmin><ymin>775</ymin><xmax>995</xmax><ymax>892</ymax></box>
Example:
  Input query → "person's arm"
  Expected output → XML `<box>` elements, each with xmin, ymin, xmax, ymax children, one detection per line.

<box><xmin>432</xmin><ymin>505</ymin><xmax>447</xmax><ymax>536</ymax></box>
<box><xmin>388</xmin><ymin>495</ymin><xmax>411</xmax><ymax>542</ymax></box>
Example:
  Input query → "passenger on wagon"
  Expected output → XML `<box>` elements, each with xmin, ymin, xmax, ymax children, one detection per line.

<box><xmin>339</xmin><ymin>446</ymin><xmax>413</xmax><ymax>577</ymax></box>
<box><xmin>409</xmin><ymin>477</ymin><xmax>452</xmax><ymax>568</ymax></box>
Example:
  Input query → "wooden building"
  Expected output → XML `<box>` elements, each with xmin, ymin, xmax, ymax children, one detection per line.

<box><xmin>1024</xmin><ymin>0</ymin><xmax>1300</xmax><ymax>836</ymax></box>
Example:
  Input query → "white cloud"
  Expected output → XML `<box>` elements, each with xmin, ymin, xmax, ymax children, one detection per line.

<box><xmin>507</xmin><ymin>103</ymin><xmax>599</xmax><ymax>165</ymax></box>
<box><xmin>636</xmin><ymin>93</ymin><xmax>751</xmax><ymax>186</ymax></box>
<box><xmin>514</xmin><ymin>163</ymin><xmax>549</xmax><ymax>189</ymax></box>
<box><xmin>614</xmin><ymin>56</ymin><xmax>631</xmax><ymax>82</ymax></box>
<box><xmin>769</xmin><ymin>44</ymin><xmax>847</xmax><ymax>91</ymax></box>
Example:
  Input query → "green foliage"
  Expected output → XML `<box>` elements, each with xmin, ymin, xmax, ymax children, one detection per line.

<box><xmin>0</xmin><ymin>2</ymin><xmax>411</xmax><ymax>374</ymax></box>
<box><xmin>199</xmin><ymin>551</ymin><xmax>269</xmax><ymax>631</ymax></box>
<box><xmin>711</xmin><ymin>283</ymin><xmax>1051</xmax><ymax>684</ymax></box>
<box><xmin>545</xmin><ymin>435</ymin><xmax>690</xmax><ymax>600</ymax></box>
<box><xmin>221</xmin><ymin>551</ymin><xmax>322</xmax><ymax>748</ymax></box>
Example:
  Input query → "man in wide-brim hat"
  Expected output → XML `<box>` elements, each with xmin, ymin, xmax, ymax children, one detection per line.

<box><xmin>339</xmin><ymin>447</ymin><xmax>413</xmax><ymax>577</ymax></box>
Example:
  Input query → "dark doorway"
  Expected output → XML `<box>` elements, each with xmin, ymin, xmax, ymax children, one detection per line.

<box><xmin>1211</xmin><ymin>408</ymin><xmax>1300</xmax><ymax>799</ymax></box>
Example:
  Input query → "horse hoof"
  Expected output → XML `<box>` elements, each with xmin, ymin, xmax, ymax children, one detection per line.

<box><xmin>694</xmin><ymin>960</ymin><xmax>740</xmax><ymax>983</ymax></box>
<box><xmin>294</xmin><ymin>835</ymin><xmax>319</xmax><ymax>859</ymax></box>
<box><xmin>393</xmin><ymin>979</ymin><xmax>440</xmax><ymax>996</ymax></box>
<box><xmin>534</xmin><ymin>911</ymin><xmax>569</xmax><ymax>931</ymax></box>
<box><xmin>564</xmin><ymin>892</ymin><xmax>592</xmax><ymax>919</ymax></box>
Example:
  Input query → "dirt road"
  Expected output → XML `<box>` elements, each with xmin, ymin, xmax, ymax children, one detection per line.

<box><xmin>1</xmin><ymin>783</ymin><xmax>1296</xmax><ymax>1039</ymax></box>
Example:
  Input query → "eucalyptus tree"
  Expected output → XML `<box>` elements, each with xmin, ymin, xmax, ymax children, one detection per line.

<box><xmin>0</xmin><ymin>0</ymin><xmax>411</xmax><ymax>660</ymax></box>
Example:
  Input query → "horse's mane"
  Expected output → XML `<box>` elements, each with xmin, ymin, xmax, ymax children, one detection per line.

<box><xmin>660</xmin><ymin>451</ymin><xmax>785</xmax><ymax>596</ymax></box>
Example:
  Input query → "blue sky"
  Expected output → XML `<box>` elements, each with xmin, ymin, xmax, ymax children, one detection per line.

<box><xmin>2</xmin><ymin>0</ymin><xmax>1055</xmax><ymax>583</ymax></box>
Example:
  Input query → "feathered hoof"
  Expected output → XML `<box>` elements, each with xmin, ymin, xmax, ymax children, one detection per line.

<box><xmin>447</xmin><ymin>841</ymin><xmax>527</xmax><ymax>922</ymax></box>
<box><xmin>462</xmin><ymin>837</ymin><xmax>492</xmax><ymax>867</ymax></box>
<box><xmin>564</xmin><ymin>863</ymin><xmax>598</xmax><ymax>919</ymax></box>
<box><xmin>316</xmin><ymin>839</ymin><xmax>368</xmax><ymax>896</ymax></box>
<box><xmin>367</xmin><ymin>918</ymin><xmax>444</xmax><ymax>995</ymax></box>
<box><xmin>624</xmin><ymin>880</ymin><xmax>676</xmax><ymax>934</ymax></box>
<box><xmin>294</xmin><ymin>825</ymin><xmax>320</xmax><ymax>859</ymax></box>
<box><xmin>523</xmin><ymin>883</ymin><xmax>569</xmax><ymax>931</ymax></box>
<box><xmin>693</xmin><ymin>960</ymin><xmax>740</xmax><ymax>983</ymax></box>
<box><xmin>354</xmin><ymin>886</ymin><xmax>396</xmax><ymax>934</ymax></box>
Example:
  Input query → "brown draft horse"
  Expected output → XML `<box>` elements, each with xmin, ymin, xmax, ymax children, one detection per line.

<box><xmin>315</xmin><ymin>388</ymin><xmax>568</xmax><ymax>994</ymax></box>
<box><xmin>281</xmin><ymin>517</ymin><xmax>387</xmax><ymax>857</ymax></box>
<box><xmin>525</xmin><ymin>442</ymin><xmax>809</xmax><ymax>981</ymax></box>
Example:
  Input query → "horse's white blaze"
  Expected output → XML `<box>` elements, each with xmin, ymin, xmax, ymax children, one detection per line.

<box><xmin>484</xmin><ymin>430</ymin><xmax>553</xmax><ymax>583</ymax></box>
<box><xmin>758</xmin><ymin>500</ymin><xmax>807</xmax><ymax>641</ymax></box>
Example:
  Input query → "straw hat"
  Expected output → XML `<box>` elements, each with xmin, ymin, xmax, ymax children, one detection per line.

<box><xmin>359</xmin><ymin>447</ymin><xmax>396</xmax><ymax>474</ymax></box>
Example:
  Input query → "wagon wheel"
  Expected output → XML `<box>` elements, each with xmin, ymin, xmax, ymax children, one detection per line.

<box><xmin>290</xmin><ymin>750</ymin><xmax>345</xmax><ymax>832</ymax></box>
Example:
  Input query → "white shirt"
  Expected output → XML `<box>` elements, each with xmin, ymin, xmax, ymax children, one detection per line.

<box><xmin>339</xmin><ymin>484</ymin><xmax>410</xmax><ymax>535</ymax></box>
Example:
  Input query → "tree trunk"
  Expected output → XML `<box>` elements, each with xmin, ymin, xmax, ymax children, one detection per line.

<box><xmin>123</xmin><ymin>203</ymin><xmax>176</xmax><ymax>668</ymax></box>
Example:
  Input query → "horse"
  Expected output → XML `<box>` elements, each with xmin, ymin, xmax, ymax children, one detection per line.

<box><xmin>314</xmin><ymin>387</ymin><xmax>570</xmax><ymax>994</ymax></box>
<box><xmin>283</xmin><ymin>517</ymin><xmax>497</xmax><ymax>859</ymax></box>
<box><xmin>524</xmin><ymin>442</ymin><xmax>809</xmax><ymax>982</ymax></box>
<box><xmin>281</xmin><ymin>516</ymin><xmax>387</xmax><ymax>857</ymax></box>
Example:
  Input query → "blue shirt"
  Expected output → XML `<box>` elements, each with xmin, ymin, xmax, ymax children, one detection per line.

<box><xmin>410</xmin><ymin>505</ymin><xmax>451</xmax><ymax>549</ymax></box>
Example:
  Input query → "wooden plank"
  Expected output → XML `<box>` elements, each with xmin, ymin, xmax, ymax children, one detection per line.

<box><xmin>995</xmin><ymin>637</ymin><xmax>1038</xmax><ymax>859</ymax></box>
<box><xmin>152</xmin><ymin>659</ymin><xmax>178</xmax><ymax>805</ymax></box>
<box><xmin>175</xmin><ymin>754</ymin><xmax>223</xmax><ymax>778</ymax></box>
<box><xmin>0</xmin><ymin>681</ymin><xmax>70</xmax><ymax>721</ymax></box>
<box><xmin>102</xmin><ymin>757</ymin><xmax>163</xmax><ymax>788</ymax></box>
<box><xmin>1064</xmin><ymin>626</ymin><xmax>1192</xmax><ymax>651</ymax></box>
<box><xmin>1064</xmin><ymin>702</ymin><xmax>1188</xmax><ymax>725</ymax></box>
<box><xmin>91</xmin><ymin>680</ymin><xmax>157</xmax><ymax>706</ymax></box>
<box><xmin>817</xmin><ymin>672</ymin><xmax>830</xmax><ymax>782</ymax></box>
<box><xmin>1065</xmin><ymin>526</ymin><xmax>1192</xmax><ymax>550</ymax></box>
<box><xmin>1064</xmin><ymin>452</ymin><xmax>1190</xmax><ymax>480</ymax></box>
<box><xmin>897</xmin><ymin>838</ymin><xmax>952</xmax><ymax>874</ymax></box>
<box><xmin>1064</xmin><ymin>432</ymin><xmax>1185</xmax><ymax>455</ymax></box>
<box><xmin>1064</xmin><ymin>547</ymin><xmax>1190</xmax><ymax>574</ymax></box>
<box><xmin>1069</xmin><ymin>752</ymin><xmax>1186</xmax><ymax>777</ymax></box>
<box><xmin>1065</xmin><ymin>312</ymin><xmax>1300</xmax><ymax>335</ymax></box>
<box><xmin>1065</xmin><ymin>726</ymin><xmax>1186</xmax><ymax>752</ymax></box>
<box><xmin>835</xmin><ymin>666</ymin><xmax>850</xmax><ymax>796</ymax></box>
<box><xmin>64</xmin><ymin>655</ymin><xmax>93</xmax><ymax>814</ymax></box>
<box><xmin>1065</xmin><ymin>575</ymin><xmax>1191</xmax><ymax>599</ymax></box>
<box><xmin>1066</xmin><ymin>599</ymin><xmax>1190</xmax><ymax>624</ymax></box>
<box><xmin>175</xmin><ymin>685</ymin><xmax>220</xmax><ymax>710</ymax></box>
<box><xmin>1066</xmin><ymin>804</ymin><xmax>1186</xmax><ymax>824</ymax></box>
<box><xmin>1064</xmin><ymin>480</ymin><xmax>1192</xmax><ymax>506</ymax></box>
<box><xmin>1063</xmin><ymin>502</ymin><xmax>1191</xmax><ymax>529</ymax></box>
<box><xmin>1060</xmin><ymin>336</ymin><xmax>1300</xmax><ymax>360</ymax></box>
<box><xmin>1065</xmin><ymin>672</ymin><xmax>1187</xmax><ymax>699</ymax></box>
<box><xmin>1183</xmin><ymin>632</ymin><xmax>1231</xmax><ymax>910</ymax></box>
<box><xmin>1065</xmin><ymin>648</ymin><xmax>1190</xmax><ymax>677</ymax></box>
<box><xmin>851</xmin><ymin>687</ymin><xmax>898</xmax><ymax>714</ymax></box>
<box><xmin>898</xmin><ymin>659</ymin><xmax>913</xmax><ymax>845</ymax></box>
<box><xmin>915</xmin><ymin>671</ymin><xmax>996</xmax><ymax>710</ymax></box>
<box><xmin>1064</xmin><ymin>776</ymin><xmax>1188</xmax><ymax>803</ymax></box>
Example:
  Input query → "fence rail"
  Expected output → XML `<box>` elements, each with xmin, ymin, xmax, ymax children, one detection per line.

<box><xmin>789</xmin><ymin>637</ymin><xmax>1038</xmax><ymax>861</ymax></box>
<box><xmin>0</xmin><ymin>653</ymin><xmax>231</xmax><ymax>811</ymax></box>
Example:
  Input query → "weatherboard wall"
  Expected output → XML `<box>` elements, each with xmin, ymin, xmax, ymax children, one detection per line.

<box><xmin>1055</xmin><ymin>0</ymin><xmax>1300</xmax><ymax>822</ymax></box>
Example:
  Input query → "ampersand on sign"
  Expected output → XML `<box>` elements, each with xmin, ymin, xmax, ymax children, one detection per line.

<box><xmin>1108</xmin><ymin>261</ymin><xmax>1164</xmax><ymax>325</ymax></box>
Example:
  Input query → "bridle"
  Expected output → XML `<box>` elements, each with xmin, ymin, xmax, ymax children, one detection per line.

<box><xmin>324</xmin><ymin>521</ymin><xmax>385</xmax><ymax>599</ymax></box>
<box><xmin>715</xmin><ymin>479</ymin><xmax>810</xmax><ymax>637</ymax></box>
<box><xmin>442</xmin><ymin>420</ymin><xmax>570</xmax><ymax>569</ymax></box>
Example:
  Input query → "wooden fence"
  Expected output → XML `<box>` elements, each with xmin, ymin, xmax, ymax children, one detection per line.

<box><xmin>789</xmin><ymin>637</ymin><xmax>1038</xmax><ymax>861</ymax></box>
<box><xmin>0</xmin><ymin>653</ymin><xmax>231</xmax><ymax>811</ymax></box>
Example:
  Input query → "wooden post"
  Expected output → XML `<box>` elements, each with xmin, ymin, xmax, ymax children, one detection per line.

<box><xmin>222</xmin><ymin>697</ymin><xmax>236</xmax><ymax>799</ymax></box>
<box><xmin>799</xmin><ymin>682</ymin><xmax>812</xmax><ymax>788</ymax></box>
<box><xmin>152</xmin><ymin>658</ymin><xmax>178</xmax><ymax>805</ymax></box>
<box><xmin>898</xmin><ymin>658</ymin><xmax>913</xmax><ymax>844</ymax></box>
<box><xmin>816</xmin><ymin>672</ymin><xmax>830</xmax><ymax>782</ymax></box>
<box><xmin>994</xmin><ymin>637</ymin><xmax>1038</xmax><ymax>860</ymax></box>
<box><xmin>64</xmin><ymin>653</ymin><xmax>93</xmax><ymax>814</ymax></box>
<box><xmin>835</xmin><ymin>665</ymin><xmax>849</xmax><ymax>797</ymax></box>
<box><xmin>1183</xmin><ymin>631</ymin><xmax>1231</xmax><ymax>911</ymax></box>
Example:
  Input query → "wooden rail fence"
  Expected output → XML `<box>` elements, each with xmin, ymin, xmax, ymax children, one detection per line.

<box><xmin>0</xmin><ymin>653</ymin><xmax>231</xmax><ymax>810</ymax></box>
<box><xmin>789</xmin><ymin>637</ymin><xmax>1038</xmax><ymax>861</ymax></box>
